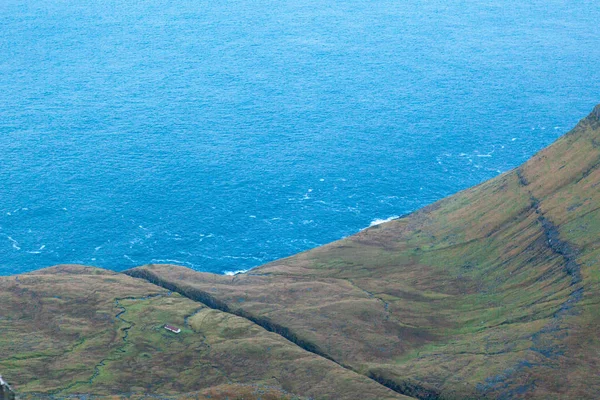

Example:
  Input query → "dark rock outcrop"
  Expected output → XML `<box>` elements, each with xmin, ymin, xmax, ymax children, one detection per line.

<box><xmin>0</xmin><ymin>376</ymin><xmax>15</xmax><ymax>400</ymax></box>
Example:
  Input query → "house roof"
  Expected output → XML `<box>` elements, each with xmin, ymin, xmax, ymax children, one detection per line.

<box><xmin>164</xmin><ymin>324</ymin><xmax>181</xmax><ymax>332</ymax></box>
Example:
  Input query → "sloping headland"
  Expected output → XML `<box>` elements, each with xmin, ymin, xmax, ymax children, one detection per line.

<box><xmin>2</xmin><ymin>105</ymin><xmax>600</xmax><ymax>399</ymax></box>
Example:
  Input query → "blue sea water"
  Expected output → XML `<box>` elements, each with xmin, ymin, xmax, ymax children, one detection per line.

<box><xmin>0</xmin><ymin>0</ymin><xmax>599</xmax><ymax>275</ymax></box>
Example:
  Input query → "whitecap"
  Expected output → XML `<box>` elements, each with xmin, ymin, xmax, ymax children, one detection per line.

<box><xmin>7</xmin><ymin>236</ymin><xmax>20</xmax><ymax>250</ymax></box>
<box><xmin>129</xmin><ymin>237</ymin><xmax>143</xmax><ymax>247</ymax></box>
<box><xmin>368</xmin><ymin>216</ymin><xmax>400</xmax><ymax>228</ymax></box>
<box><xmin>223</xmin><ymin>269</ymin><xmax>249</xmax><ymax>276</ymax></box>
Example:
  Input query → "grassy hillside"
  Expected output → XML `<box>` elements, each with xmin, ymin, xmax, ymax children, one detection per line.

<box><xmin>2</xmin><ymin>106</ymin><xmax>599</xmax><ymax>399</ymax></box>
<box><xmin>0</xmin><ymin>265</ymin><xmax>406</xmax><ymax>399</ymax></box>
<box><xmin>128</xmin><ymin>105</ymin><xmax>600</xmax><ymax>399</ymax></box>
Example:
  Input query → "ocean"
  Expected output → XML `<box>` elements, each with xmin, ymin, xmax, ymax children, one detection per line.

<box><xmin>1</xmin><ymin>0</ymin><xmax>599</xmax><ymax>275</ymax></box>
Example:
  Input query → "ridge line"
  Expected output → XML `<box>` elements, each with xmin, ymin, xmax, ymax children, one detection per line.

<box><xmin>124</xmin><ymin>268</ymin><xmax>428</xmax><ymax>400</ymax></box>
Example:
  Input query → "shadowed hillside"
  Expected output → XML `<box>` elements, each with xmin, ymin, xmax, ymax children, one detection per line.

<box><xmin>128</xmin><ymin>105</ymin><xmax>600</xmax><ymax>399</ymax></box>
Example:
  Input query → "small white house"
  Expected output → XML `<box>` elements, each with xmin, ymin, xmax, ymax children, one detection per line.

<box><xmin>164</xmin><ymin>324</ymin><xmax>181</xmax><ymax>334</ymax></box>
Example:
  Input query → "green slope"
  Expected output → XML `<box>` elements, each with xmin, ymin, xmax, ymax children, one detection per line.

<box><xmin>128</xmin><ymin>105</ymin><xmax>600</xmax><ymax>399</ymax></box>
<box><xmin>2</xmin><ymin>105</ymin><xmax>599</xmax><ymax>399</ymax></box>
<box><xmin>0</xmin><ymin>265</ymin><xmax>407</xmax><ymax>399</ymax></box>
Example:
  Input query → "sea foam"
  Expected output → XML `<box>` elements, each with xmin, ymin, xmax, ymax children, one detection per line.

<box><xmin>368</xmin><ymin>216</ymin><xmax>400</xmax><ymax>228</ymax></box>
<box><xmin>223</xmin><ymin>269</ymin><xmax>249</xmax><ymax>276</ymax></box>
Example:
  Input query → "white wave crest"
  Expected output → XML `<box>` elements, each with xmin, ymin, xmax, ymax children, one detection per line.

<box><xmin>368</xmin><ymin>215</ymin><xmax>399</xmax><ymax>228</ymax></box>
<box><xmin>223</xmin><ymin>269</ymin><xmax>249</xmax><ymax>276</ymax></box>
<box><xmin>6</xmin><ymin>236</ymin><xmax>21</xmax><ymax>250</ymax></box>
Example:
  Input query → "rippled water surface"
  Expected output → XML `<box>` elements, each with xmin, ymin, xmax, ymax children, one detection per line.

<box><xmin>1</xmin><ymin>0</ymin><xmax>599</xmax><ymax>274</ymax></box>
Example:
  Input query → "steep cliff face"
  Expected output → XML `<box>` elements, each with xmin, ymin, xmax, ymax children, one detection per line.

<box><xmin>129</xmin><ymin>105</ymin><xmax>600</xmax><ymax>399</ymax></box>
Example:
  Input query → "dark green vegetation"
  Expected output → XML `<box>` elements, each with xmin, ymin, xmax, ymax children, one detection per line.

<box><xmin>2</xmin><ymin>106</ymin><xmax>600</xmax><ymax>398</ymax></box>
